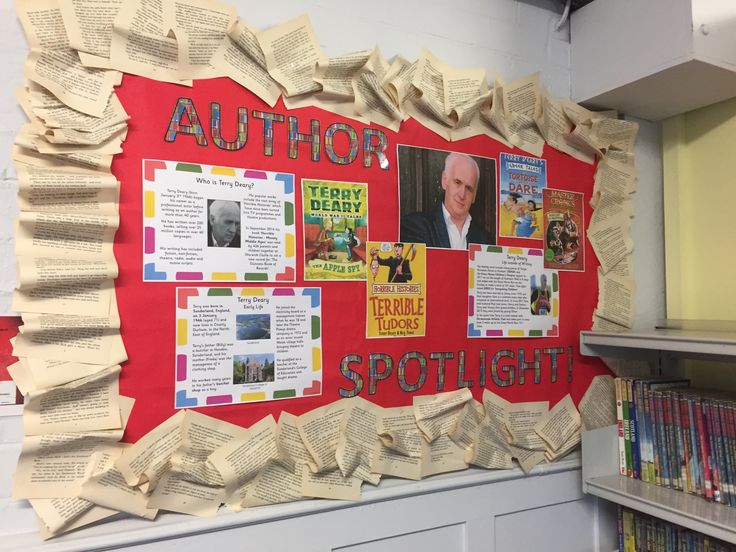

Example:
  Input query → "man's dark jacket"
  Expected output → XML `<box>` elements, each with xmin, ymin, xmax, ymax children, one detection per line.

<box><xmin>400</xmin><ymin>204</ymin><xmax>491</xmax><ymax>249</ymax></box>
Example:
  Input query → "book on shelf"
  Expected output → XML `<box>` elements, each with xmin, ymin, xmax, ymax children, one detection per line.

<box><xmin>612</xmin><ymin>378</ymin><xmax>736</xmax><ymax>510</ymax></box>
<box><xmin>617</xmin><ymin>378</ymin><xmax>627</xmax><ymax>476</ymax></box>
<box><xmin>616</xmin><ymin>505</ymin><xmax>736</xmax><ymax>552</ymax></box>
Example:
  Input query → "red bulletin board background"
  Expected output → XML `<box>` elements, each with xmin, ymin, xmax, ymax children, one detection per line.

<box><xmin>113</xmin><ymin>75</ymin><xmax>608</xmax><ymax>442</ymax></box>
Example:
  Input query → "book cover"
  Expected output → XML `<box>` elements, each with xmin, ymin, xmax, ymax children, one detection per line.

<box><xmin>366</xmin><ymin>241</ymin><xmax>427</xmax><ymax>338</ymax></box>
<box><xmin>303</xmin><ymin>179</ymin><xmax>368</xmax><ymax>281</ymax></box>
<box><xmin>499</xmin><ymin>153</ymin><xmax>546</xmax><ymax>240</ymax></box>
<box><xmin>542</xmin><ymin>188</ymin><xmax>584</xmax><ymax>271</ymax></box>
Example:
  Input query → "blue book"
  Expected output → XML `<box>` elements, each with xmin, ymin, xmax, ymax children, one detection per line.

<box><xmin>627</xmin><ymin>379</ymin><xmax>640</xmax><ymax>479</ymax></box>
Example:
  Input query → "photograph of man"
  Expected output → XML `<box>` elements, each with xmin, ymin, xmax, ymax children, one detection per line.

<box><xmin>207</xmin><ymin>199</ymin><xmax>241</xmax><ymax>248</ymax></box>
<box><xmin>530</xmin><ymin>273</ymin><xmax>552</xmax><ymax>315</ymax></box>
<box><xmin>398</xmin><ymin>146</ymin><xmax>495</xmax><ymax>250</ymax></box>
<box><xmin>370</xmin><ymin>242</ymin><xmax>415</xmax><ymax>283</ymax></box>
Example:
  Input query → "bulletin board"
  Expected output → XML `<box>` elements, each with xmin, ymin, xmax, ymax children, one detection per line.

<box><xmin>113</xmin><ymin>75</ymin><xmax>607</xmax><ymax>443</ymax></box>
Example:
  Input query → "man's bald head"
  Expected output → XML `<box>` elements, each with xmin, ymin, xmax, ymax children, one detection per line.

<box><xmin>444</xmin><ymin>153</ymin><xmax>480</xmax><ymax>187</ymax></box>
<box><xmin>441</xmin><ymin>152</ymin><xmax>481</xmax><ymax>224</ymax></box>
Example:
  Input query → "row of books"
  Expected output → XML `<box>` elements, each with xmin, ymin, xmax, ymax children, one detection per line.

<box><xmin>618</xmin><ymin>506</ymin><xmax>735</xmax><ymax>551</ymax></box>
<box><xmin>615</xmin><ymin>377</ymin><xmax>736</xmax><ymax>506</ymax></box>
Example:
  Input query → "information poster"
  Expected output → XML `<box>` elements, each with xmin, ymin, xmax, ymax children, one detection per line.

<box><xmin>498</xmin><ymin>153</ymin><xmax>547</xmax><ymax>239</ymax></box>
<box><xmin>543</xmin><ymin>189</ymin><xmax>585</xmax><ymax>272</ymax></box>
<box><xmin>303</xmin><ymin>179</ymin><xmax>368</xmax><ymax>280</ymax></box>
<box><xmin>142</xmin><ymin>159</ymin><xmax>296</xmax><ymax>282</ymax></box>
<box><xmin>468</xmin><ymin>245</ymin><xmax>559</xmax><ymax>337</ymax></box>
<box><xmin>366</xmin><ymin>241</ymin><xmax>426</xmax><ymax>338</ymax></box>
<box><xmin>175</xmin><ymin>287</ymin><xmax>322</xmax><ymax>408</ymax></box>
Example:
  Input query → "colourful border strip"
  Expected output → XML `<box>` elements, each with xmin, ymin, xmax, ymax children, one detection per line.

<box><xmin>144</xmin><ymin>227</ymin><xmax>155</xmax><ymax>254</ymax></box>
<box><xmin>176</xmin><ymin>272</ymin><xmax>203</xmax><ymax>280</ymax></box>
<box><xmin>176</xmin><ymin>354</ymin><xmax>187</xmax><ymax>381</ymax></box>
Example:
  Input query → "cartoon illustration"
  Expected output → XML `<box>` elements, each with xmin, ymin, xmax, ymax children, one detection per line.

<box><xmin>370</xmin><ymin>243</ymin><xmax>416</xmax><ymax>283</ymax></box>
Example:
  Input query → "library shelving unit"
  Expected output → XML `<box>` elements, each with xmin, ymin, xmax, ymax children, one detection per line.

<box><xmin>579</xmin><ymin>324</ymin><xmax>736</xmax><ymax>545</ymax></box>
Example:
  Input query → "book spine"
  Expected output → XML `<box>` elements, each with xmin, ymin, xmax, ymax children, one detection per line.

<box><xmin>634</xmin><ymin>513</ymin><xmax>642</xmax><ymax>551</ymax></box>
<box><xmin>655</xmin><ymin>390</ymin><xmax>670</xmax><ymax>487</ymax></box>
<box><xmin>628</xmin><ymin>379</ymin><xmax>640</xmax><ymax>480</ymax></box>
<box><xmin>653</xmin><ymin>389</ymin><xmax>666</xmax><ymax>486</ymax></box>
<box><xmin>679</xmin><ymin>394</ymin><xmax>693</xmax><ymax>494</ymax></box>
<box><xmin>694</xmin><ymin>398</ymin><xmax>714</xmax><ymax>501</ymax></box>
<box><xmin>622</xmin><ymin>378</ymin><xmax>633</xmax><ymax>478</ymax></box>
<box><xmin>642</xmin><ymin>382</ymin><xmax>653</xmax><ymax>484</ymax></box>
<box><xmin>702</xmin><ymin>399</ymin><xmax>722</xmax><ymax>502</ymax></box>
<box><xmin>648</xmin><ymin>517</ymin><xmax>655</xmax><ymax>552</ymax></box>
<box><xmin>714</xmin><ymin>400</ymin><xmax>729</xmax><ymax>506</ymax></box>
<box><xmin>687</xmin><ymin>395</ymin><xmax>703</xmax><ymax>497</ymax></box>
<box><xmin>662</xmin><ymin>391</ymin><xmax>677</xmax><ymax>489</ymax></box>
<box><xmin>664</xmin><ymin>390</ymin><xmax>680</xmax><ymax>490</ymax></box>
<box><xmin>635</xmin><ymin>380</ymin><xmax>649</xmax><ymax>483</ymax></box>
<box><xmin>617</xmin><ymin>505</ymin><xmax>624</xmax><ymax>552</ymax></box>
<box><xmin>672</xmin><ymin>390</ymin><xmax>686</xmax><ymax>491</ymax></box>
<box><xmin>623</xmin><ymin>507</ymin><xmax>635</xmax><ymax>552</ymax></box>
<box><xmin>726</xmin><ymin>401</ymin><xmax>736</xmax><ymax>506</ymax></box>
<box><xmin>615</xmin><ymin>378</ymin><xmax>626</xmax><ymax>476</ymax></box>
<box><xmin>722</xmin><ymin>400</ymin><xmax>735</xmax><ymax>507</ymax></box>
<box><xmin>648</xmin><ymin>385</ymin><xmax>660</xmax><ymax>485</ymax></box>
